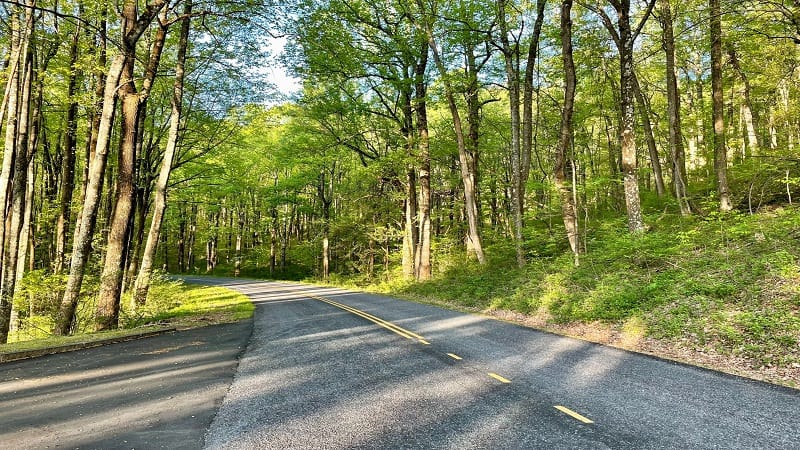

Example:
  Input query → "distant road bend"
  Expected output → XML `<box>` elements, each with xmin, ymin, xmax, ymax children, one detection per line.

<box><xmin>197</xmin><ymin>277</ymin><xmax>800</xmax><ymax>449</ymax></box>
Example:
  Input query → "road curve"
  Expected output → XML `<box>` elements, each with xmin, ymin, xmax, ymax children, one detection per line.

<box><xmin>194</xmin><ymin>277</ymin><xmax>800</xmax><ymax>449</ymax></box>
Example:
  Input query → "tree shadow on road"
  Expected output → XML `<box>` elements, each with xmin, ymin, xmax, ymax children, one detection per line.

<box><xmin>0</xmin><ymin>321</ymin><xmax>251</xmax><ymax>450</ymax></box>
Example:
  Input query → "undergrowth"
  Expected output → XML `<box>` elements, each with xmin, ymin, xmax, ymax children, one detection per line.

<box><xmin>365</xmin><ymin>207</ymin><xmax>800</xmax><ymax>371</ymax></box>
<box><xmin>3</xmin><ymin>274</ymin><xmax>253</xmax><ymax>351</ymax></box>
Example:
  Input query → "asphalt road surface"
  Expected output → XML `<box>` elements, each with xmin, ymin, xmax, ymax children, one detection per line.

<box><xmin>194</xmin><ymin>277</ymin><xmax>800</xmax><ymax>449</ymax></box>
<box><xmin>0</xmin><ymin>320</ymin><xmax>251</xmax><ymax>449</ymax></box>
<box><xmin>2</xmin><ymin>277</ymin><xmax>799</xmax><ymax>449</ymax></box>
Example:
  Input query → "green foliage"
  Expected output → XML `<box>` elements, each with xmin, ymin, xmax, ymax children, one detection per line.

<box><xmin>122</xmin><ymin>279</ymin><xmax>254</xmax><ymax>328</ymax></box>
<box><xmin>7</xmin><ymin>274</ymin><xmax>253</xmax><ymax>345</ymax></box>
<box><xmin>10</xmin><ymin>270</ymin><xmax>101</xmax><ymax>339</ymax></box>
<box><xmin>360</xmin><ymin>207</ymin><xmax>800</xmax><ymax>370</ymax></box>
<box><xmin>726</xmin><ymin>158</ymin><xmax>800</xmax><ymax>212</ymax></box>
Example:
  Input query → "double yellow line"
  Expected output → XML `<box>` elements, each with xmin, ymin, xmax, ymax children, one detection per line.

<box><xmin>312</xmin><ymin>295</ymin><xmax>431</xmax><ymax>345</ymax></box>
<box><xmin>311</xmin><ymin>293</ymin><xmax>598</xmax><ymax>424</ymax></box>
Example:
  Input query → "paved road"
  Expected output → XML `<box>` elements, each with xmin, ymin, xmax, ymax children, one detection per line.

<box><xmin>193</xmin><ymin>278</ymin><xmax>800</xmax><ymax>449</ymax></box>
<box><xmin>0</xmin><ymin>321</ymin><xmax>251</xmax><ymax>449</ymax></box>
<box><xmin>3</xmin><ymin>278</ymin><xmax>798</xmax><ymax>449</ymax></box>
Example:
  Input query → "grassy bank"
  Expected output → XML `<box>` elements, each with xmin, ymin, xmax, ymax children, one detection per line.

<box><xmin>358</xmin><ymin>207</ymin><xmax>800</xmax><ymax>386</ymax></box>
<box><xmin>2</xmin><ymin>281</ymin><xmax>254</xmax><ymax>354</ymax></box>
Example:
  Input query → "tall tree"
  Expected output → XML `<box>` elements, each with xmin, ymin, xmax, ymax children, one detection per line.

<box><xmin>555</xmin><ymin>0</ymin><xmax>580</xmax><ymax>264</ymax></box>
<box><xmin>585</xmin><ymin>0</ymin><xmax>656</xmax><ymax>232</ymax></box>
<box><xmin>414</xmin><ymin>0</ymin><xmax>486</xmax><ymax>263</ymax></box>
<box><xmin>497</xmin><ymin>0</ymin><xmax>547</xmax><ymax>266</ymax></box>
<box><xmin>726</xmin><ymin>43</ymin><xmax>759</xmax><ymax>156</ymax></box>
<box><xmin>55</xmin><ymin>0</ymin><xmax>171</xmax><ymax>335</ymax></box>
<box><xmin>521</xmin><ymin>0</ymin><xmax>547</xmax><ymax>213</ymax></box>
<box><xmin>710</xmin><ymin>0</ymin><xmax>732</xmax><ymax>211</ymax></box>
<box><xmin>497</xmin><ymin>0</ymin><xmax>525</xmax><ymax>266</ymax></box>
<box><xmin>133</xmin><ymin>0</ymin><xmax>193</xmax><ymax>306</ymax></box>
<box><xmin>631</xmin><ymin>72</ymin><xmax>666</xmax><ymax>197</ymax></box>
<box><xmin>96</xmin><ymin>3</ymin><xmax>172</xmax><ymax>331</ymax></box>
<box><xmin>658</xmin><ymin>0</ymin><xmax>691</xmax><ymax>215</ymax></box>
<box><xmin>413</xmin><ymin>41</ymin><xmax>432</xmax><ymax>281</ymax></box>
<box><xmin>0</xmin><ymin>1</ymin><xmax>35</xmax><ymax>344</ymax></box>
<box><xmin>54</xmin><ymin>17</ymin><xmax>83</xmax><ymax>273</ymax></box>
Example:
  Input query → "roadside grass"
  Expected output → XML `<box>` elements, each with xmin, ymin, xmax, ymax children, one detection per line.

<box><xmin>366</xmin><ymin>207</ymin><xmax>800</xmax><ymax>381</ymax></box>
<box><xmin>0</xmin><ymin>327</ymin><xmax>172</xmax><ymax>355</ymax></box>
<box><xmin>122</xmin><ymin>279</ymin><xmax>254</xmax><ymax>329</ymax></box>
<box><xmin>1</xmin><ymin>279</ymin><xmax>253</xmax><ymax>355</ymax></box>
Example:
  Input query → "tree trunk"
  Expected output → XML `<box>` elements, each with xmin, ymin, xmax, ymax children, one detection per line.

<box><xmin>522</xmin><ymin>0</ymin><xmax>548</xmax><ymax>204</ymax></box>
<box><xmin>10</xmin><ymin>138</ymin><xmax>36</xmax><ymax>336</ymax></box>
<box><xmin>589</xmin><ymin>0</ymin><xmax>647</xmax><ymax>230</ymax></box>
<box><xmin>124</xmin><ymin>184</ymin><xmax>147</xmax><ymax>292</ymax></box>
<box><xmin>73</xmin><ymin>10</ymin><xmax>107</xmax><ymax>254</ymax></box>
<box><xmin>660</xmin><ymin>0</ymin><xmax>691</xmax><ymax>215</ymax></box>
<box><xmin>16</xmin><ymin>162</ymin><xmax>35</xmax><ymax>286</ymax></box>
<box><xmin>464</xmin><ymin>43</ymin><xmax>484</xmax><ymax>227</ymax></box>
<box><xmin>498</xmin><ymin>0</ymin><xmax>525</xmax><ymax>267</ymax></box>
<box><xmin>55</xmin><ymin>0</ymin><xmax>169</xmax><ymax>335</ymax></box>
<box><xmin>96</xmin><ymin>0</ymin><xmax>155</xmax><ymax>330</ymax></box>
<box><xmin>0</xmin><ymin>41</ymin><xmax>33</xmax><ymax>343</ymax></box>
<box><xmin>632</xmin><ymin>72</ymin><xmax>666</xmax><ymax>197</ymax></box>
<box><xmin>234</xmin><ymin>213</ymin><xmax>243</xmax><ymax>277</ymax></box>
<box><xmin>132</xmin><ymin>0</ymin><xmax>191</xmax><ymax>306</ymax></box>
<box><xmin>226</xmin><ymin>207</ymin><xmax>232</xmax><ymax>263</ymax></box>
<box><xmin>95</xmin><ymin>81</ymin><xmax>138</xmax><ymax>331</ymax></box>
<box><xmin>269</xmin><ymin>208</ymin><xmax>277</xmax><ymax>275</ymax></box>
<box><xmin>318</xmin><ymin>169</ymin><xmax>333</xmax><ymax>279</ymax></box>
<box><xmin>0</xmin><ymin>9</ymin><xmax>27</xmax><ymax>296</ymax></box>
<box><xmin>54</xmin><ymin>21</ymin><xmax>82</xmax><ymax>274</ymax></box>
<box><xmin>281</xmin><ymin>210</ymin><xmax>288</xmax><ymax>272</ymax></box>
<box><xmin>727</xmin><ymin>44</ymin><xmax>759</xmax><ymax>155</ymax></box>
<box><xmin>97</xmin><ymin>5</ymin><xmax>171</xmax><ymax>328</ymax></box>
<box><xmin>417</xmin><ymin>4</ymin><xmax>486</xmax><ymax>263</ymax></box>
<box><xmin>686</xmin><ymin>71</ymin><xmax>705</xmax><ymax>171</ymax></box>
<box><xmin>212</xmin><ymin>210</ymin><xmax>219</xmax><ymax>269</ymax></box>
<box><xmin>710</xmin><ymin>0</ymin><xmax>732</xmax><ymax>211</ymax></box>
<box><xmin>187</xmin><ymin>204</ymin><xmax>197</xmax><ymax>270</ymax></box>
<box><xmin>617</xmin><ymin>0</ymin><xmax>646</xmax><ymax>232</ymax></box>
<box><xmin>555</xmin><ymin>0</ymin><xmax>580</xmax><ymax>265</ymax></box>
<box><xmin>400</xmin><ymin>80</ymin><xmax>418</xmax><ymax>280</ymax></box>
<box><xmin>414</xmin><ymin>42</ymin><xmax>432</xmax><ymax>281</ymax></box>
<box><xmin>402</xmin><ymin>168</ymin><xmax>417</xmax><ymax>279</ymax></box>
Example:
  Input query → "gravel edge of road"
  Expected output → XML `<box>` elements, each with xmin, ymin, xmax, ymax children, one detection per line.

<box><xmin>0</xmin><ymin>327</ymin><xmax>177</xmax><ymax>363</ymax></box>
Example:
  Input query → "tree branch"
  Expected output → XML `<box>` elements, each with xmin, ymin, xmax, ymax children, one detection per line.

<box><xmin>633</xmin><ymin>0</ymin><xmax>657</xmax><ymax>41</ymax></box>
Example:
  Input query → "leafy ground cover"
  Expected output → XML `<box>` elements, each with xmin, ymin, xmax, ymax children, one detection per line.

<box><xmin>359</xmin><ymin>207</ymin><xmax>800</xmax><ymax>387</ymax></box>
<box><xmin>1</xmin><ymin>280</ymin><xmax>253</xmax><ymax>355</ymax></box>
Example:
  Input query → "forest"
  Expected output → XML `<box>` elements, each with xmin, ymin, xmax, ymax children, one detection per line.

<box><xmin>1</xmin><ymin>0</ymin><xmax>799</xmax><ymax>381</ymax></box>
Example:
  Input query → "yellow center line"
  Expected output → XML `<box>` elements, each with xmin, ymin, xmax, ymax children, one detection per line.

<box><xmin>310</xmin><ymin>293</ymin><xmax>518</xmax><ymax>390</ymax></box>
<box><xmin>311</xmin><ymin>295</ymin><xmax>428</xmax><ymax>343</ymax></box>
<box><xmin>554</xmin><ymin>405</ymin><xmax>594</xmax><ymax>424</ymax></box>
<box><xmin>317</xmin><ymin>298</ymin><xmax>414</xmax><ymax>340</ymax></box>
<box><xmin>320</xmin><ymin>298</ymin><xmax>415</xmax><ymax>338</ymax></box>
<box><xmin>488</xmin><ymin>372</ymin><xmax>511</xmax><ymax>383</ymax></box>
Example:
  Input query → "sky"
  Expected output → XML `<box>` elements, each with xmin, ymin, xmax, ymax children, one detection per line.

<box><xmin>266</xmin><ymin>37</ymin><xmax>301</xmax><ymax>99</ymax></box>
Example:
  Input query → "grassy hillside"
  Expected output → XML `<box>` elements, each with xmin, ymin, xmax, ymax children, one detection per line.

<box><xmin>364</xmin><ymin>206</ymin><xmax>800</xmax><ymax>387</ymax></box>
<box><xmin>3</xmin><ymin>279</ymin><xmax>254</xmax><ymax>352</ymax></box>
